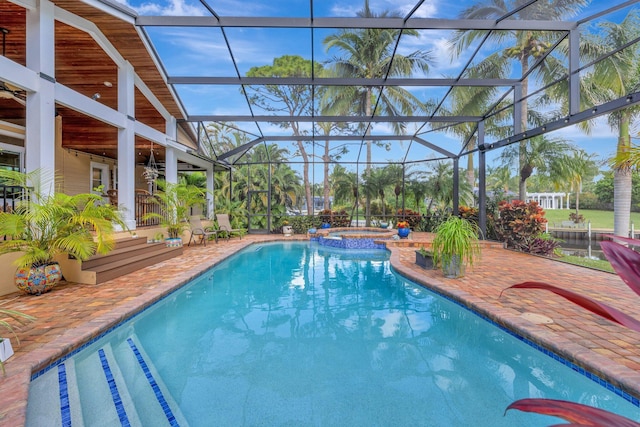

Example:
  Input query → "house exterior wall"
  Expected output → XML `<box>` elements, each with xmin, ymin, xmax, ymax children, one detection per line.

<box><xmin>0</xmin><ymin>0</ymin><xmax>214</xmax><ymax>297</ymax></box>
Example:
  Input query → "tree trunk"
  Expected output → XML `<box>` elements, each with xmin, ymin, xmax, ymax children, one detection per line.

<box><xmin>297</xmin><ymin>140</ymin><xmax>313</xmax><ymax>216</ymax></box>
<box><xmin>614</xmin><ymin>168</ymin><xmax>632</xmax><ymax>237</ymax></box>
<box><xmin>364</xmin><ymin>88</ymin><xmax>372</xmax><ymax>227</ymax></box>
<box><xmin>518</xmin><ymin>178</ymin><xmax>527</xmax><ymax>203</ymax></box>
<box><xmin>323</xmin><ymin>140</ymin><xmax>331</xmax><ymax>211</ymax></box>
<box><xmin>518</xmin><ymin>53</ymin><xmax>530</xmax><ymax>202</ymax></box>
<box><xmin>614</xmin><ymin>115</ymin><xmax>632</xmax><ymax>237</ymax></box>
<box><xmin>466</xmin><ymin>136</ymin><xmax>476</xmax><ymax>189</ymax></box>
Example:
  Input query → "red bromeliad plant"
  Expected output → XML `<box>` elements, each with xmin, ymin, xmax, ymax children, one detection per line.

<box><xmin>503</xmin><ymin>236</ymin><xmax>640</xmax><ymax>426</ymax></box>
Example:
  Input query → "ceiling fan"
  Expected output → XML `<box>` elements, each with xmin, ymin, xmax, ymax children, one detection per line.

<box><xmin>0</xmin><ymin>81</ymin><xmax>26</xmax><ymax>106</ymax></box>
<box><xmin>0</xmin><ymin>27</ymin><xmax>26</xmax><ymax>106</ymax></box>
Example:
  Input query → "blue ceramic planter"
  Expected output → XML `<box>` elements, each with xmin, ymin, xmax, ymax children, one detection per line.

<box><xmin>397</xmin><ymin>227</ymin><xmax>410</xmax><ymax>238</ymax></box>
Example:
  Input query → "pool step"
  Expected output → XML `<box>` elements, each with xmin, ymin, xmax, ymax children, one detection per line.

<box><xmin>111</xmin><ymin>335</ymin><xmax>187</xmax><ymax>426</ymax></box>
<box><xmin>25</xmin><ymin>337</ymin><xmax>187</xmax><ymax>426</ymax></box>
<box><xmin>25</xmin><ymin>359</ymin><xmax>84</xmax><ymax>426</ymax></box>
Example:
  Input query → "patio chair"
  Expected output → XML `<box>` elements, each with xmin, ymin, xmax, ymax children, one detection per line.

<box><xmin>216</xmin><ymin>213</ymin><xmax>245</xmax><ymax>241</ymax></box>
<box><xmin>188</xmin><ymin>215</ymin><xmax>218</xmax><ymax>246</ymax></box>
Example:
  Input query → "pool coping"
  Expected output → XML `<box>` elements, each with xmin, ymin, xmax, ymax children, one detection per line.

<box><xmin>2</xmin><ymin>234</ymin><xmax>640</xmax><ymax>425</ymax></box>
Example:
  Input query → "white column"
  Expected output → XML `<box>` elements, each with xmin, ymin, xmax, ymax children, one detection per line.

<box><xmin>117</xmin><ymin>61</ymin><xmax>136</xmax><ymax>230</ymax></box>
<box><xmin>164</xmin><ymin>117</ymin><xmax>178</xmax><ymax>185</ymax></box>
<box><xmin>25</xmin><ymin>0</ymin><xmax>56</xmax><ymax>194</ymax></box>
<box><xmin>206</xmin><ymin>166</ymin><xmax>214</xmax><ymax>218</ymax></box>
<box><xmin>165</xmin><ymin>146</ymin><xmax>178</xmax><ymax>184</ymax></box>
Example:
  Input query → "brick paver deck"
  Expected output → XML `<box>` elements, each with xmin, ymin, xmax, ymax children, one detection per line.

<box><xmin>1</xmin><ymin>233</ymin><xmax>639</xmax><ymax>425</ymax></box>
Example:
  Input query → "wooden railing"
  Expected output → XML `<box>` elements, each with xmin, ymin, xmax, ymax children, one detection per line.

<box><xmin>0</xmin><ymin>185</ymin><xmax>24</xmax><ymax>214</ymax></box>
<box><xmin>135</xmin><ymin>192</ymin><xmax>162</xmax><ymax>227</ymax></box>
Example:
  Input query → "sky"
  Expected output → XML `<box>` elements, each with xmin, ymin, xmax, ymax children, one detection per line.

<box><xmin>113</xmin><ymin>0</ymin><xmax>636</xmax><ymax>174</ymax></box>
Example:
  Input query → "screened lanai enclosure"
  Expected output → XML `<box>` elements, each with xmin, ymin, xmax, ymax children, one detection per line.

<box><xmin>134</xmin><ymin>0</ymin><xmax>640</xmax><ymax>235</ymax></box>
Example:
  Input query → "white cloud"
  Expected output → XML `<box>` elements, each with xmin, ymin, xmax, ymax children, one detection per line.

<box><xmin>329</xmin><ymin>0</ymin><xmax>439</xmax><ymax>18</ymax></box>
<box><xmin>114</xmin><ymin>0</ymin><xmax>206</xmax><ymax>16</ymax></box>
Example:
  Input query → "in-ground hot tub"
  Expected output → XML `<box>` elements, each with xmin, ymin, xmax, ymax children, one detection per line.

<box><xmin>311</xmin><ymin>227</ymin><xmax>396</xmax><ymax>249</ymax></box>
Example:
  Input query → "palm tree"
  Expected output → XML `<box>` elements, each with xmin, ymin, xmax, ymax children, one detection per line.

<box><xmin>406</xmin><ymin>177</ymin><xmax>429</xmax><ymax>216</ymax></box>
<box><xmin>362</xmin><ymin>166</ymin><xmax>395</xmax><ymax>219</ymax></box>
<box><xmin>486</xmin><ymin>164</ymin><xmax>514</xmax><ymax>194</ymax></box>
<box><xmin>384</xmin><ymin>164</ymin><xmax>404</xmax><ymax>213</ymax></box>
<box><xmin>323</xmin><ymin>0</ymin><xmax>433</xmax><ymax>225</ymax></box>
<box><xmin>331</xmin><ymin>164</ymin><xmax>358</xmax><ymax>210</ymax></box>
<box><xmin>498</xmin><ymin>134</ymin><xmax>575</xmax><ymax>199</ymax></box>
<box><xmin>449</xmin><ymin>0</ymin><xmax>589</xmax><ymax>201</ymax></box>
<box><xmin>582</xmin><ymin>10</ymin><xmax>640</xmax><ymax>237</ymax></box>
<box><xmin>425</xmin><ymin>161</ymin><xmax>473</xmax><ymax>211</ymax></box>
<box><xmin>550</xmin><ymin>149</ymin><xmax>600</xmax><ymax>216</ymax></box>
<box><xmin>441</xmin><ymin>66</ymin><xmax>507</xmax><ymax>188</ymax></box>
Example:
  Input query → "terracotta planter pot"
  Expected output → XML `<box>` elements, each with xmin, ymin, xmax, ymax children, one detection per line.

<box><xmin>15</xmin><ymin>262</ymin><xmax>62</xmax><ymax>295</ymax></box>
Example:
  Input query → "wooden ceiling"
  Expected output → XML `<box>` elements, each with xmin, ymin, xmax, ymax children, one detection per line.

<box><xmin>0</xmin><ymin>0</ymin><xmax>195</xmax><ymax>163</ymax></box>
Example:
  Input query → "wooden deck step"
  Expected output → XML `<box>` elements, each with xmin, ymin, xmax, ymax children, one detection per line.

<box><xmin>82</xmin><ymin>240</ymin><xmax>167</xmax><ymax>269</ymax></box>
<box><xmin>83</xmin><ymin>244</ymin><xmax>184</xmax><ymax>284</ymax></box>
<box><xmin>64</xmin><ymin>237</ymin><xmax>185</xmax><ymax>285</ymax></box>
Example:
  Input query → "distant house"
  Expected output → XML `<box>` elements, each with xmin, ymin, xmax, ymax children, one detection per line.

<box><xmin>526</xmin><ymin>192</ymin><xmax>566</xmax><ymax>210</ymax></box>
<box><xmin>299</xmin><ymin>196</ymin><xmax>332</xmax><ymax>215</ymax></box>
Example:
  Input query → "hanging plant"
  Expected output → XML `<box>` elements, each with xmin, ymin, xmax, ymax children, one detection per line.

<box><xmin>143</xmin><ymin>144</ymin><xmax>159</xmax><ymax>185</ymax></box>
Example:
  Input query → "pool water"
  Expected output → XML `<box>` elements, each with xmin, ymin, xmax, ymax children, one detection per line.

<box><xmin>27</xmin><ymin>242</ymin><xmax>640</xmax><ymax>426</ymax></box>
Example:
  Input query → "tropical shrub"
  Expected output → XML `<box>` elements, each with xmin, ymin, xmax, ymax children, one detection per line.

<box><xmin>396</xmin><ymin>208</ymin><xmax>421</xmax><ymax>229</ymax></box>
<box><xmin>526</xmin><ymin>233</ymin><xmax>562</xmax><ymax>257</ymax></box>
<box><xmin>459</xmin><ymin>205</ymin><xmax>479</xmax><ymax>224</ymax></box>
<box><xmin>289</xmin><ymin>215</ymin><xmax>322</xmax><ymax>234</ymax></box>
<box><xmin>318</xmin><ymin>209</ymin><xmax>351</xmax><ymax>227</ymax></box>
<box><xmin>494</xmin><ymin>200</ymin><xmax>554</xmax><ymax>255</ymax></box>
<box><xmin>503</xmin><ymin>236</ymin><xmax>640</xmax><ymax>426</ymax></box>
<box><xmin>568</xmin><ymin>212</ymin><xmax>585</xmax><ymax>223</ymax></box>
<box><xmin>144</xmin><ymin>181</ymin><xmax>207</xmax><ymax>238</ymax></box>
<box><xmin>420</xmin><ymin>210</ymin><xmax>451</xmax><ymax>232</ymax></box>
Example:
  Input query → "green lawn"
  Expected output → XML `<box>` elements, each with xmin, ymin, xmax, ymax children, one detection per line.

<box><xmin>542</xmin><ymin>209</ymin><xmax>640</xmax><ymax>229</ymax></box>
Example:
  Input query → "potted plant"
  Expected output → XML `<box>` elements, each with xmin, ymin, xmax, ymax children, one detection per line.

<box><xmin>397</xmin><ymin>220</ymin><xmax>410</xmax><ymax>238</ymax></box>
<box><xmin>415</xmin><ymin>246</ymin><xmax>434</xmax><ymax>270</ymax></box>
<box><xmin>431</xmin><ymin>216</ymin><xmax>481</xmax><ymax>278</ymax></box>
<box><xmin>282</xmin><ymin>220</ymin><xmax>293</xmax><ymax>236</ymax></box>
<box><xmin>143</xmin><ymin>181</ymin><xmax>206</xmax><ymax>247</ymax></box>
<box><xmin>0</xmin><ymin>169</ymin><xmax>126</xmax><ymax>294</ymax></box>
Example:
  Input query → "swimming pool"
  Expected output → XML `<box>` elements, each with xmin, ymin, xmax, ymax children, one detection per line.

<box><xmin>26</xmin><ymin>242</ymin><xmax>640</xmax><ymax>426</ymax></box>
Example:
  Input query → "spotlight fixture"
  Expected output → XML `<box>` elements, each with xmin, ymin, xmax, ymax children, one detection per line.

<box><xmin>542</xmin><ymin>126</ymin><xmax>546</xmax><ymax>131</ymax></box>
<box><xmin>592</xmin><ymin>108</ymin><xmax>597</xmax><ymax>114</ymax></box>
<box><xmin>564</xmin><ymin>117</ymin><xmax>570</xmax><ymax>123</ymax></box>
<box><xmin>523</xmin><ymin>133</ymin><xmax>526</xmax><ymax>138</ymax></box>
<box><xmin>91</xmin><ymin>93</ymin><xmax>101</xmax><ymax>100</ymax></box>
<box><xmin>627</xmin><ymin>95</ymin><xmax>633</xmax><ymax>103</ymax></box>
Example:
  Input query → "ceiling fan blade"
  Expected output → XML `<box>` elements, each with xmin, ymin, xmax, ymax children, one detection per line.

<box><xmin>0</xmin><ymin>89</ymin><xmax>26</xmax><ymax>106</ymax></box>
